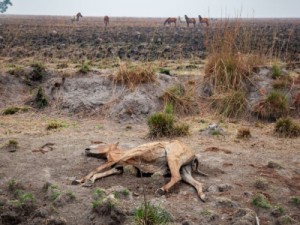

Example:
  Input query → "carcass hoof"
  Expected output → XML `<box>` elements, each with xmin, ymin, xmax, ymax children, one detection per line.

<box><xmin>200</xmin><ymin>193</ymin><xmax>206</xmax><ymax>202</ymax></box>
<box><xmin>71</xmin><ymin>179</ymin><xmax>81</xmax><ymax>185</ymax></box>
<box><xmin>82</xmin><ymin>180</ymin><xmax>94</xmax><ymax>188</ymax></box>
<box><xmin>155</xmin><ymin>188</ymin><xmax>165</xmax><ymax>196</ymax></box>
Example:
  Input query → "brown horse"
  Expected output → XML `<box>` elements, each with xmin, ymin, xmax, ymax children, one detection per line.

<box><xmin>164</xmin><ymin>17</ymin><xmax>177</xmax><ymax>26</ymax></box>
<box><xmin>184</xmin><ymin>15</ymin><xmax>196</xmax><ymax>27</ymax></box>
<box><xmin>104</xmin><ymin>16</ymin><xmax>109</xmax><ymax>27</ymax></box>
<box><xmin>198</xmin><ymin>15</ymin><xmax>209</xmax><ymax>27</ymax></box>
<box><xmin>71</xmin><ymin>12</ymin><xmax>83</xmax><ymax>23</ymax></box>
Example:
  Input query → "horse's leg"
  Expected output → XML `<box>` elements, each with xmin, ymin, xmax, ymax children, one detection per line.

<box><xmin>90</xmin><ymin>167</ymin><xmax>122</xmax><ymax>183</ymax></box>
<box><xmin>181</xmin><ymin>165</ymin><xmax>206</xmax><ymax>202</ymax></box>
<box><xmin>160</xmin><ymin>158</ymin><xmax>181</xmax><ymax>193</ymax></box>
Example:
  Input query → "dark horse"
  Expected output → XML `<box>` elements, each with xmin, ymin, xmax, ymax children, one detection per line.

<box><xmin>104</xmin><ymin>16</ymin><xmax>109</xmax><ymax>27</ymax></box>
<box><xmin>71</xmin><ymin>12</ymin><xmax>83</xmax><ymax>23</ymax></box>
<box><xmin>198</xmin><ymin>15</ymin><xmax>209</xmax><ymax>27</ymax></box>
<box><xmin>164</xmin><ymin>17</ymin><xmax>177</xmax><ymax>26</ymax></box>
<box><xmin>184</xmin><ymin>15</ymin><xmax>196</xmax><ymax>27</ymax></box>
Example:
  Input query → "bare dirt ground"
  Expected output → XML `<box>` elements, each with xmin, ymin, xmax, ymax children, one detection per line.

<box><xmin>0</xmin><ymin>15</ymin><xmax>300</xmax><ymax>225</ymax></box>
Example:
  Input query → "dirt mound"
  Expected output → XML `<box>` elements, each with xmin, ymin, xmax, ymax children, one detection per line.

<box><xmin>48</xmin><ymin>73</ymin><xmax>179</xmax><ymax>122</ymax></box>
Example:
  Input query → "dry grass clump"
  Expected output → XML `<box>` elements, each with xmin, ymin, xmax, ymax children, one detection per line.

<box><xmin>2</xmin><ymin>106</ymin><xmax>30</xmax><ymax>115</ymax></box>
<box><xmin>204</xmin><ymin>18</ymin><xmax>263</xmax><ymax>118</ymax></box>
<box><xmin>213</xmin><ymin>90</ymin><xmax>247</xmax><ymax>118</ymax></box>
<box><xmin>161</xmin><ymin>84</ymin><xmax>197</xmax><ymax>115</ymax></box>
<box><xmin>253</xmin><ymin>90</ymin><xmax>289</xmax><ymax>120</ymax></box>
<box><xmin>114</xmin><ymin>63</ymin><xmax>156</xmax><ymax>90</ymax></box>
<box><xmin>274</xmin><ymin>117</ymin><xmax>300</xmax><ymax>138</ymax></box>
<box><xmin>236</xmin><ymin>127</ymin><xmax>251</xmax><ymax>139</ymax></box>
<box><xmin>272</xmin><ymin>75</ymin><xmax>292</xmax><ymax>89</ymax></box>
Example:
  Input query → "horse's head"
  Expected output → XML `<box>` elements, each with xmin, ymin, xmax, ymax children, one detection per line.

<box><xmin>185</xmin><ymin>15</ymin><xmax>188</xmax><ymax>19</ymax></box>
<box><xmin>199</xmin><ymin>15</ymin><xmax>202</xmax><ymax>19</ymax></box>
<box><xmin>85</xmin><ymin>141</ymin><xmax>119</xmax><ymax>159</ymax></box>
<box><xmin>77</xmin><ymin>12</ymin><xmax>83</xmax><ymax>18</ymax></box>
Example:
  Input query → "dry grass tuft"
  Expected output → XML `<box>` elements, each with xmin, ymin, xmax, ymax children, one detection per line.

<box><xmin>161</xmin><ymin>84</ymin><xmax>197</xmax><ymax>115</ymax></box>
<box><xmin>274</xmin><ymin>117</ymin><xmax>300</xmax><ymax>138</ymax></box>
<box><xmin>113</xmin><ymin>63</ymin><xmax>156</xmax><ymax>90</ymax></box>
<box><xmin>253</xmin><ymin>90</ymin><xmax>289</xmax><ymax>120</ymax></box>
<box><xmin>237</xmin><ymin>127</ymin><xmax>251</xmax><ymax>139</ymax></box>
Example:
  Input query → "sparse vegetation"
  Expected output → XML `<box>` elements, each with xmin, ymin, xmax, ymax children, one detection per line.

<box><xmin>49</xmin><ymin>185</ymin><xmax>61</xmax><ymax>201</ymax></box>
<box><xmin>274</xmin><ymin>117</ymin><xmax>300</xmax><ymax>137</ymax></box>
<box><xmin>254</xmin><ymin>177</ymin><xmax>269</xmax><ymax>190</ymax></box>
<box><xmin>2</xmin><ymin>106</ymin><xmax>30</xmax><ymax>115</ymax></box>
<box><xmin>236</xmin><ymin>127</ymin><xmax>251</xmax><ymax>139</ymax></box>
<box><xmin>252</xmin><ymin>193</ymin><xmax>271</xmax><ymax>209</ymax></box>
<box><xmin>46</xmin><ymin>120</ymin><xmax>68</xmax><ymax>130</ymax></box>
<box><xmin>271</xmin><ymin>63</ymin><xmax>282</xmax><ymax>79</ymax></box>
<box><xmin>159</xmin><ymin>68</ymin><xmax>170</xmax><ymax>75</ymax></box>
<box><xmin>290</xmin><ymin>196</ymin><xmax>300</xmax><ymax>206</ymax></box>
<box><xmin>134</xmin><ymin>202</ymin><xmax>172</xmax><ymax>225</ymax></box>
<box><xmin>114</xmin><ymin>62</ymin><xmax>156</xmax><ymax>89</ymax></box>
<box><xmin>66</xmin><ymin>191</ymin><xmax>76</xmax><ymax>200</ymax></box>
<box><xmin>30</xmin><ymin>61</ymin><xmax>46</xmax><ymax>81</ymax></box>
<box><xmin>78</xmin><ymin>61</ymin><xmax>92</xmax><ymax>73</ymax></box>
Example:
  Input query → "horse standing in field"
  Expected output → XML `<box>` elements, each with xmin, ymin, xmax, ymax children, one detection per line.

<box><xmin>185</xmin><ymin>15</ymin><xmax>196</xmax><ymax>27</ymax></box>
<box><xmin>198</xmin><ymin>15</ymin><xmax>209</xmax><ymax>27</ymax></box>
<box><xmin>104</xmin><ymin>16</ymin><xmax>109</xmax><ymax>27</ymax></box>
<box><xmin>164</xmin><ymin>17</ymin><xmax>177</xmax><ymax>26</ymax></box>
<box><xmin>71</xmin><ymin>12</ymin><xmax>83</xmax><ymax>23</ymax></box>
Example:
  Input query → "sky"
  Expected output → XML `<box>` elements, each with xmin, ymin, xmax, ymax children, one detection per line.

<box><xmin>4</xmin><ymin>0</ymin><xmax>300</xmax><ymax>18</ymax></box>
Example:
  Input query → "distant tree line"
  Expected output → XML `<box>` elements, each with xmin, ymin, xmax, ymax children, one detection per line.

<box><xmin>0</xmin><ymin>0</ymin><xmax>12</xmax><ymax>13</ymax></box>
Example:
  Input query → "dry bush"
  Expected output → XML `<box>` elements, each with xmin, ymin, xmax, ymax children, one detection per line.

<box><xmin>113</xmin><ymin>63</ymin><xmax>156</xmax><ymax>90</ymax></box>
<box><xmin>272</xmin><ymin>75</ymin><xmax>292</xmax><ymax>89</ymax></box>
<box><xmin>237</xmin><ymin>127</ymin><xmax>251</xmax><ymax>139</ymax></box>
<box><xmin>161</xmin><ymin>84</ymin><xmax>197</xmax><ymax>115</ymax></box>
<box><xmin>274</xmin><ymin>117</ymin><xmax>300</xmax><ymax>138</ymax></box>
<box><xmin>253</xmin><ymin>90</ymin><xmax>289</xmax><ymax>120</ymax></box>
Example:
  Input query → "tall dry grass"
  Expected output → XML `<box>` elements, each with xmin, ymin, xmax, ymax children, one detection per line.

<box><xmin>113</xmin><ymin>62</ymin><xmax>156</xmax><ymax>90</ymax></box>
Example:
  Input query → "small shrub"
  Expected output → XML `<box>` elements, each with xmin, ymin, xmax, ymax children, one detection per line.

<box><xmin>30</xmin><ymin>62</ymin><xmax>46</xmax><ymax>81</ymax></box>
<box><xmin>147</xmin><ymin>112</ymin><xmax>174</xmax><ymax>137</ymax></box>
<box><xmin>46</xmin><ymin>120</ymin><xmax>67</xmax><ymax>130</ymax></box>
<box><xmin>237</xmin><ymin>127</ymin><xmax>251</xmax><ymax>139</ymax></box>
<box><xmin>49</xmin><ymin>185</ymin><xmax>61</xmax><ymax>201</ymax></box>
<box><xmin>2</xmin><ymin>106</ymin><xmax>30</xmax><ymax>115</ymax></box>
<box><xmin>93</xmin><ymin>188</ymin><xmax>105</xmax><ymax>200</ymax></box>
<box><xmin>35</xmin><ymin>87</ymin><xmax>48</xmax><ymax>109</ymax></box>
<box><xmin>57</xmin><ymin>63</ymin><xmax>69</xmax><ymax>69</ymax></box>
<box><xmin>252</xmin><ymin>193</ymin><xmax>271</xmax><ymax>209</ymax></box>
<box><xmin>275</xmin><ymin>117</ymin><xmax>300</xmax><ymax>138</ymax></box>
<box><xmin>290</xmin><ymin>196</ymin><xmax>300</xmax><ymax>206</ymax></box>
<box><xmin>271</xmin><ymin>63</ymin><xmax>282</xmax><ymax>79</ymax></box>
<box><xmin>159</xmin><ymin>68</ymin><xmax>170</xmax><ymax>75</ymax></box>
<box><xmin>79</xmin><ymin>61</ymin><xmax>91</xmax><ymax>73</ymax></box>
<box><xmin>114</xmin><ymin>63</ymin><xmax>156</xmax><ymax>90</ymax></box>
<box><xmin>66</xmin><ymin>191</ymin><xmax>76</xmax><ymax>200</ymax></box>
<box><xmin>254</xmin><ymin>177</ymin><xmax>269</xmax><ymax>190</ymax></box>
<box><xmin>122</xmin><ymin>189</ymin><xmax>130</xmax><ymax>197</ymax></box>
<box><xmin>8</xmin><ymin>179</ymin><xmax>18</xmax><ymax>191</ymax></box>
<box><xmin>7</xmin><ymin>65</ymin><xmax>24</xmax><ymax>76</ymax></box>
<box><xmin>253</xmin><ymin>90</ymin><xmax>289</xmax><ymax>120</ymax></box>
<box><xmin>134</xmin><ymin>202</ymin><xmax>172</xmax><ymax>225</ymax></box>
<box><xmin>18</xmin><ymin>192</ymin><xmax>35</xmax><ymax>205</ymax></box>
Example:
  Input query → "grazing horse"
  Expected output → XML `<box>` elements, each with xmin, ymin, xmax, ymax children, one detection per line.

<box><xmin>198</xmin><ymin>15</ymin><xmax>209</xmax><ymax>27</ymax></box>
<box><xmin>184</xmin><ymin>15</ymin><xmax>196</xmax><ymax>27</ymax></box>
<box><xmin>164</xmin><ymin>17</ymin><xmax>177</xmax><ymax>26</ymax></box>
<box><xmin>104</xmin><ymin>16</ymin><xmax>109</xmax><ymax>27</ymax></box>
<box><xmin>71</xmin><ymin>12</ymin><xmax>83</xmax><ymax>23</ymax></box>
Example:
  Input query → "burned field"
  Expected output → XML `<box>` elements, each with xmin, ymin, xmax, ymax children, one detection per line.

<box><xmin>0</xmin><ymin>15</ymin><xmax>300</xmax><ymax>225</ymax></box>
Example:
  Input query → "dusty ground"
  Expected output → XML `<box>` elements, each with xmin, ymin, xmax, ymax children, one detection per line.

<box><xmin>0</xmin><ymin>15</ymin><xmax>300</xmax><ymax>225</ymax></box>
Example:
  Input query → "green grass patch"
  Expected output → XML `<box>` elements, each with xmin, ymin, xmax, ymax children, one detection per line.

<box><xmin>2</xmin><ymin>106</ymin><xmax>30</xmax><ymax>115</ymax></box>
<box><xmin>252</xmin><ymin>193</ymin><xmax>271</xmax><ymax>209</ymax></box>
<box><xmin>134</xmin><ymin>202</ymin><xmax>172</xmax><ymax>225</ymax></box>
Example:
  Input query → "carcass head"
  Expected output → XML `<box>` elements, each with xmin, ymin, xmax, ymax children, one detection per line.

<box><xmin>85</xmin><ymin>141</ymin><xmax>119</xmax><ymax>159</ymax></box>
